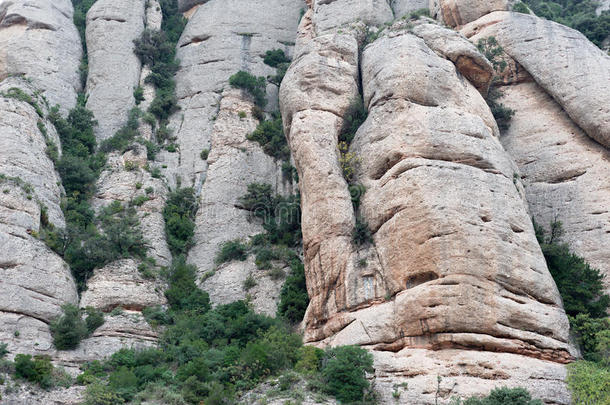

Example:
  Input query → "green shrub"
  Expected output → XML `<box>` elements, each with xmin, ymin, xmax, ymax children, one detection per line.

<box><xmin>569</xmin><ymin>314</ymin><xmax>610</xmax><ymax>362</ymax></box>
<box><xmin>163</xmin><ymin>187</ymin><xmax>197</xmax><ymax>256</ymax></box>
<box><xmin>567</xmin><ymin>361</ymin><xmax>610</xmax><ymax>405</ymax></box>
<box><xmin>200</xmin><ymin>149</ymin><xmax>209</xmax><ymax>160</ymax></box>
<box><xmin>14</xmin><ymin>354</ymin><xmax>54</xmax><ymax>388</ymax></box>
<box><xmin>352</xmin><ymin>217</ymin><xmax>372</xmax><ymax>246</ymax></box>
<box><xmin>1</xmin><ymin>87</ymin><xmax>43</xmax><ymax>117</ymax></box>
<box><xmin>109</xmin><ymin>367</ymin><xmax>139</xmax><ymax>401</ymax></box>
<box><xmin>535</xmin><ymin>221</ymin><xmax>609</xmax><ymax>318</ymax></box>
<box><xmin>295</xmin><ymin>346</ymin><xmax>324</xmax><ymax>374</ymax></box>
<box><xmin>216</xmin><ymin>240</ymin><xmax>248</xmax><ymax>264</ymax></box>
<box><xmin>457</xmin><ymin>387</ymin><xmax>543</xmax><ymax>404</ymax></box>
<box><xmin>229</xmin><ymin>71</ymin><xmax>267</xmax><ymax>108</ymax></box>
<box><xmin>243</xmin><ymin>274</ymin><xmax>257</xmax><ymax>291</ymax></box>
<box><xmin>50</xmin><ymin>304</ymin><xmax>89</xmax><ymax>350</ymax></box>
<box><xmin>339</xmin><ymin>98</ymin><xmax>368</xmax><ymax>145</ymax></box>
<box><xmin>84</xmin><ymin>382</ymin><xmax>126</xmax><ymax>405</ymax></box>
<box><xmin>247</xmin><ymin>115</ymin><xmax>289</xmax><ymax>161</ymax></box>
<box><xmin>0</xmin><ymin>343</ymin><xmax>8</xmax><ymax>358</ymax></box>
<box><xmin>131</xmin><ymin>195</ymin><xmax>150</xmax><ymax>207</ymax></box>
<box><xmin>99</xmin><ymin>108</ymin><xmax>141</xmax><ymax>153</ymax></box>
<box><xmin>84</xmin><ymin>307</ymin><xmax>105</xmax><ymax>335</ymax></box>
<box><xmin>263</xmin><ymin>49</ymin><xmax>291</xmax><ymax>68</ymax></box>
<box><xmin>134</xmin><ymin>86</ymin><xmax>144</xmax><ymax>105</ymax></box>
<box><xmin>277</xmin><ymin>259</ymin><xmax>309</xmax><ymax>323</ymax></box>
<box><xmin>512</xmin><ymin>2</ymin><xmax>531</xmax><ymax>13</ymax></box>
<box><xmin>165</xmin><ymin>256</ymin><xmax>211</xmax><ymax>313</ymax></box>
<box><xmin>320</xmin><ymin>345</ymin><xmax>374</xmax><ymax>403</ymax></box>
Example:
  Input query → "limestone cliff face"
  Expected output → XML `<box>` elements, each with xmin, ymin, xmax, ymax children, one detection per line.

<box><xmin>0</xmin><ymin>0</ymin><xmax>609</xmax><ymax>403</ymax></box>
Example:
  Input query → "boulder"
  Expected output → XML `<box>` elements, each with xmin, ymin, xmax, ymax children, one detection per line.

<box><xmin>431</xmin><ymin>0</ymin><xmax>515</xmax><ymax>27</ymax></box>
<box><xmin>391</xmin><ymin>0</ymin><xmax>430</xmax><ymax>19</ymax></box>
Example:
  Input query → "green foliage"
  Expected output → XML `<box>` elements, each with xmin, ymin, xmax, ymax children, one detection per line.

<box><xmin>339</xmin><ymin>98</ymin><xmax>368</xmax><ymax>145</ymax></box>
<box><xmin>51</xmin><ymin>304</ymin><xmax>104</xmax><ymax>350</ymax></box>
<box><xmin>14</xmin><ymin>354</ymin><xmax>54</xmax><ymax>389</ymax></box>
<box><xmin>0</xmin><ymin>343</ymin><xmax>8</xmax><ymax>359</ymax></box>
<box><xmin>165</xmin><ymin>255</ymin><xmax>211</xmax><ymax>313</ymax></box>
<box><xmin>247</xmin><ymin>115</ymin><xmax>289</xmax><ymax>161</ymax></box>
<box><xmin>295</xmin><ymin>346</ymin><xmax>324</xmax><ymax>374</ymax></box>
<box><xmin>163</xmin><ymin>187</ymin><xmax>197</xmax><ymax>256</ymax></box>
<box><xmin>569</xmin><ymin>314</ymin><xmax>610</xmax><ymax>362</ymax></box>
<box><xmin>409</xmin><ymin>8</ymin><xmax>431</xmax><ymax>19</ymax></box>
<box><xmin>1</xmin><ymin>87</ymin><xmax>44</xmax><ymax>117</ymax></box>
<box><xmin>99</xmin><ymin>108</ymin><xmax>141</xmax><ymax>153</ymax></box>
<box><xmin>353</xmin><ymin>217</ymin><xmax>373</xmax><ymax>246</ymax></box>
<box><xmin>277</xmin><ymin>259</ymin><xmax>309</xmax><ymax>323</ymax></box>
<box><xmin>134</xmin><ymin>86</ymin><xmax>144</xmax><ymax>105</ymax></box>
<box><xmin>200</xmin><ymin>149</ymin><xmax>209</xmax><ymax>160</ymax></box>
<box><xmin>567</xmin><ymin>361</ymin><xmax>610</xmax><ymax>405</ymax></box>
<box><xmin>535</xmin><ymin>221</ymin><xmax>609</xmax><ymax>318</ymax></box>
<box><xmin>457</xmin><ymin>387</ymin><xmax>543</xmax><ymax>404</ymax></box>
<box><xmin>229</xmin><ymin>71</ymin><xmax>268</xmax><ymax>108</ymax></box>
<box><xmin>349</xmin><ymin>183</ymin><xmax>366</xmax><ymax>211</ymax></box>
<box><xmin>512</xmin><ymin>2</ymin><xmax>531</xmax><ymax>13</ymax></box>
<box><xmin>263</xmin><ymin>49</ymin><xmax>291</xmax><ymax>86</ymax></box>
<box><xmin>522</xmin><ymin>0</ymin><xmax>610</xmax><ymax>47</ymax></box>
<box><xmin>72</xmin><ymin>0</ymin><xmax>96</xmax><ymax>85</ymax></box>
<box><xmin>476</xmin><ymin>37</ymin><xmax>515</xmax><ymax>131</ymax></box>
<box><xmin>216</xmin><ymin>240</ymin><xmax>248</xmax><ymax>264</ymax></box>
<box><xmin>84</xmin><ymin>382</ymin><xmax>126</xmax><ymax>405</ymax></box>
<box><xmin>243</xmin><ymin>274</ymin><xmax>257</xmax><ymax>291</ymax></box>
<box><xmin>109</xmin><ymin>367</ymin><xmax>139</xmax><ymax>401</ymax></box>
<box><xmin>321</xmin><ymin>345</ymin><xmax>374</xmax><ymax>403</ymax></box>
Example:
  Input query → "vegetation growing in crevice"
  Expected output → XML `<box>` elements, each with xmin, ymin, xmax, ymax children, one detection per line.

<box><xmin>450</xmin><ymin>387</ymin><xmax>544</xmax><ymax>404</ymax></box>
<box><xmin>247</xmin><ymin>114</ymin><xmax>290</xmax><ymax>161</ymax></box>
<box><xmin>72</xmin><ymin>0</ymin><xmax>97</xmax><ymax>87</ymax></box>
<box><xmin>520</xmin><ymin>0</ymin><xmax>610</xmax><ymax>48</ymax></box>
<box><xmin>263</xmin><ymin>49</ymin><xmax>291</xmax><ymax>87</ymax></box>
<box><xmin>163</xmin><ymin>187</ymin><xmax>198</xmax><ymax>257</ymax></box>
<box><xmin>534</xmin><ymin>220</ymin><xmax>609</xmax><ymax>402</ymax></box>
<box><xmin>0</xmin><ymin>87</ymin><xmax>44</xmax><ymax>117</ymax></box>
<box><xmin>229</xmin><ymin>71</ymin><xmax>268</xmax><ymax>109</ymax></box>
<box><xmin>51</xmin><ymin>304</ymin><xmax>105</xmax><ymax>350</ymax></box>
<box><xmin>477</xmin><ymin>37</ymin><xmax>515</xmax><ymax>131</ymax></box>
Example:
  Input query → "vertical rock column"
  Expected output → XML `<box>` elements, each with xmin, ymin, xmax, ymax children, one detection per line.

<box><xmin>462</xmin><ymin>11</ymin><xmax>610</xmax><ymax>294</ymax></box>
<box><xmin>171</xmin><ymin>0</ymin><xmax>303</xmax><ymax>313</ymax></box>
<box><xmin>85</xmin><ymin>0</ymin><xmax>146</xmax><ymax>141</ymax></box>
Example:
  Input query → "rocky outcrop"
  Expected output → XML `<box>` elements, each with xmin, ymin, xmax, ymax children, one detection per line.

<box><xmin>178</xmin><ymin>0</ymin><xmax>210</xmax><ymax>14</ymax></box>
<box><xmin>168</xmin><ymin>0</ymin><xmax>303</xmax><ymax>312</ymax></box>
<box><xmin>85</xmin><ymin>0</ymin><xmax>146</xmax><ymax>141</ymax></box>
<box><xmin>0</xmin><ymin>0</ymin><xmax>82</xmax><ymax>113</ymax></box>
<box><xmin>391</xmin><ymin>0</ymin><xmax>429</xmax><ymax>19</ymax></box>
<box><xmin>431</xmin><ymin>0</ymin><xmax>514</xmax><ymax>27</ymax></box>
<box><xmin>463</xmin><ymin>12</ymin><xmax>610</xmax><ymax>295</ymax></box>
<box><xmin>281</xmin><ymin>4</ymin><xmax>575</xmax><ymax>403</ymax></box>
<box><xmin>462</xmin><ymin>11</ymin><xmax>610</xmax><ymax>148</ymax></box>
<box><xmin>0</xmin><ymin>79</ymin><xmax>78</xmax><ymax>359</ymax></box>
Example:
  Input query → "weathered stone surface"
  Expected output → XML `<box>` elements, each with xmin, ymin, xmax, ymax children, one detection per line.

<box><xmin>201</xmin><ymin>256</ymin><xmax>286</xmax><ymax>316</ymax></box>
<box><xmin>391</xmin><ymin>0</ymin><xmax>430</xmax><ymax>19</ymax></box>
<box><xmin>597</xmin><ymin>0</ymin><xmax>610</xmax><ymax>15</ymax></box>
<box><xmin>145</xmin><ymin>0</ymin><xmax>163</xmax><ymax>31</ymax></box>
<box><xmin>80</xmin><ymin>259</ymin><xmax>167</xmax><ymax>312</ymax></box>
<box><xmin>0</xmin><ymin>84</ymin><xmax>77</xmax><ymax>359</ymax></box>
<box><xmin>1</xmin><ymin>384</ymin><xmax>85</xmax><ymax>405</ymax></box>
<box><xmin>431</xmin><ymin>0</ymin><xmax>514</xmax><ymax>27</ymax></box>
<box><xmin>500</xmin><ymin>81</ymin><xmax>610</xmax><ymax>295</ymax></box>
<box><xmin>372</xmin><ymin>349</ymin><xmax>570</xmax><ymax>404</ymax></box>
<box><xmin>311</xmin><ymin>0</ymin><xmax>393</xmax><ymax>34</ymax></box>
<box><xmin>92</xmin><ymin>145</ymin><xmax>172</xmax><ymax>267</ymax></box>
<box><xmin>85</xmin><ymin>0</ymin><xmax>146</xmax><ymax>141</ymax></box>
<box><xmin>189</xmin><ymin>90</ymin><xmax>291</xmax><ymax>313</ymax></box>
<box><xmin>0</xmin><ymin>0</ymin><xmax>82</xmax><ymax>113</ymax></box>
<box><xmin>462</xmin><ymin>11</ymin><xmax>610</xmax><ymax>148</ymax></box>
<box><xmin>56</xmin><ymin>311</ymin><xmax>159</xmax><ymax>368</ymax></box>
<box><xmin>170</xmin><ymin>0</ymin><xmax>303</xmax><ymax>189</ymax></box>
<box><xmin>409</xmin><ymin>20</ymin><xmax>494</xmax><ymax>95</ymax></box>
<box><xmin>0</xmin><ymin>79</ymin><xmax>65</xmax><ymax>228</ymax></box>
<box><xmin>178</xmin><ymin>0</ymin><xmax>210</xmax><ymax>14</ymax></box>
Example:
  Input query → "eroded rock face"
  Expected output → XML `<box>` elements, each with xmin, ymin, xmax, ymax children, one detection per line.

<box><xmin>281</xmin><ymin>4</ymin><xmax>575</xmax><ymax>403</ymax></box>
<box><xmin>85</xmin><ymin>0</ymin><xmax>146</xmax><ymax>141</ymax></box>
<box><xmin>391</xmin><ymin>0</ymin><xmax>430</xmax><ymax>19</ymax></box>
<box><xmin>431</xmin><ymin>0</ymin><xmax>514</xmax><ymax>27</ymax></box>
<box><xmin>0</xmin><ymin>0</ymin><xmax>82</xmax><ymax>113</ymax></box>
<box><xmin>0</xmin><ymin>81</ymin><xmax>78</xmax><ymax>359</ymax></box>
<box><xmin>462</xmin><ymin>11</ymin><xmax>610</xmax><ymax>148</ymax></box>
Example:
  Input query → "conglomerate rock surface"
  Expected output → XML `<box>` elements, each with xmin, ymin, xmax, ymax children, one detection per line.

<box><xmin>0</xmin><ymin>0</ymin><xmax>609</xmax><ymax>403</ymax></box>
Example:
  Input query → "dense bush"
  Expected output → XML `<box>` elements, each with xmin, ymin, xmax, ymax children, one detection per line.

<box><xmin>165</xmin><ymin>255</ymin><xmax>211</xmax><ymax>313</ymax></box>
<box><xmin>50</xmin><ymin>304</ymin><xmax>104</xmax><ymax>350</ymax></box>
<box><xmin>352</xmin><ymin>217</ymin><xmax>373</xmax><ymax>246</ymax></box>
<box><xmin>98</xmin><ymin>108</ymin><xmax>141</xmax><ymax>153</ymax></box>
<box><xmin>247</xmin><ymin>115</ymin><xmax>290</xmax><ymax>161</ymax></box>
<box><xmin>339</xmin><ymin>98</ymin><xmax>368</xmax><ymax>145</ymax></box>
<box><xmin>277</xmin><ymin>259</ymin><xmax>309</xmax><ymax>323</ymax></box>
<box><xmin>263</xmin><ymin>49</ymin><xmax>291</xmax><ymax>86</ymax></box>
<box><xmin>72</xmin><ymin>0</ymin><xmax>96</xmax><ymax>86</ymax></box>
<box><xmin>567</xmin><ymin>361</ymin><xmax>610</xmax><ymax>405</ymax></box>
<box><xmin>455</xmin><ymin>387</ymin><xmax>543</xmax><ymax>404</ymax></box>
<box><xmin>229</xmin><ymin>71</ymin><xmax>267</xmax><ymax>108</ymax></box>
<box><xmin>215</xmin><ymin>240</ymin><xmax>248</xmax><ymax>264</ymax></box>
<box><xmin>535</xmin><ymin>221</ymin><xmax>609</xmax><ymax>319</ymax></box>
<box><xmin>320</xmin><ymin>345</ymin><xmax>374</xmax><ymax>403</ymax></box>
<box><xmin>522</xmin><ymin>0</ymin><xmax>610</xmax><ymax>47</ymax></box>
<box><xmin>163</xmin><ymin>187</ymin><xmax>198</xmax><ymax>256</ymax></box>
<box><xmin>14</xmin><ymin>354</ymin><xmax>54</xmax><ymax>388</ymax></box>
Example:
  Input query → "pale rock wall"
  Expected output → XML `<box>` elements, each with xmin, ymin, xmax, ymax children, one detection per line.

<box><xmin>170</xmin><ymin>0</ymin><xmax>304</xmax><ymax>313</ymax></box>
<box><xmin>391</xmin><ymin>0</ymin><xmax>430</xmax><ymax>19</ymax></box>
<box><xmin>0</xmin><ymin>0</ymin><xmax>82</xmax><ymax>113</ymax></box>
<box><xmin>431</xmin><ymin>0</ymin><xmax>515</xmax><ymax>27</ymax></box>
<box><xmin>85</xmin><ymin>0</ymin><xmax>146</xmax><ymax>141</ymax></box>
<box><xmin>280</xmin><ymin>3</ymin><xmax>575</xmax><ymax>403</ymax></box>
<box><xmin>462</xmin><ymin>11</ymin><xmax>610</xmax><ymax>296</ymax></box>
<box><xmin>462</xmin><ymin>11</ymin><xmax>610</xmax><ymax>148</ymax></box>
<box><xmin>0</xmin><ymin>80</ymin><xmax>78</xmax><ymax>360</ymax></box>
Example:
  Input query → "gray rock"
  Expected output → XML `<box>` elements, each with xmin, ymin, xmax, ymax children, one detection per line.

<box><xmin>178</xmin><ymin>0</ymin><xmax>211</xmax><ymax>13</ymax></box>
<box><xmin>391</xmin><ymin>0</ymin><xmax>430</xmax><ymax>19</ymax></box>
<box><xmin>463</xmin><ymin>11</ymin><xmax>610</xmax><ymax>148</ymax></box>
<box><xmin>85</xmin><ymin>0</ymin><xmax>146</xmax><ymax>141</ymax></box>
<box><xmin>0</xmin><ymin>0</ymin><xmax>82</xmax><ymax>113</ymax></box>
<box><xmin>311</xmin><ymin>0</ymin><xmax>394</xmax><ymax>34</ymax></box>
<box><xmin>431</xmin><ymin>0</ymin><xmax>515</xmax><ymax>26</ymax></box>
<box><xmin>500</xmin><ymin>81</ymin><xmax>610</xmax><ymax>296</ymax></box>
